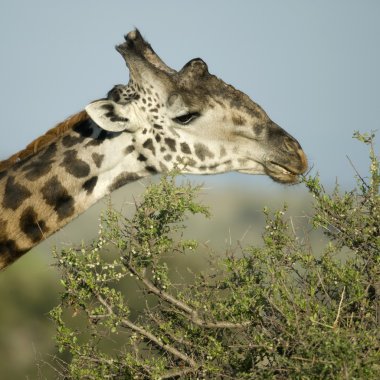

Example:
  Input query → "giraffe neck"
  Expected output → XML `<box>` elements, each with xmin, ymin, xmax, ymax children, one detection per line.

<box><xmin>0</xmin><ymin>116</ymin><xmax>151</xmax><ymax>269</ymax></box>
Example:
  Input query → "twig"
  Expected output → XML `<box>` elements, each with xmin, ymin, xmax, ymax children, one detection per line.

<box><xmin>146</xmin><ymin>307</ymin><xmax>196</xmax><ymax>348</ymax></box>
<box><xmin>174</xmin><ymin>305</ymin><xmax>250</xmax><ymax>329</ymax></box>
<box><xmin>333</xmin><ymin>286</ymin><xmax>345</xmax><ymax>329</ymax></box>
<box><xmin>346</xmin><ymin>155</ymin><xmax>370</xmax><ymax>189</ymax></box>
<box><xmin>316</xmin><ymin>269</ymin><xmax>333</xmax><ymax>303</ymax></box>
<box><xmin>239</xmin><ymin>224</ymin><xmax>252</xmax><ymax>243</ymax></box>
<box><xmin>160</xmin><ymin>366</ymin><xmax>198</xmax><ymax>379</ymax></box>
<box><xmin>126</xmin><ymin>262</ymin><xmax>250</xmax><ymax>329</ymax></box>
<box><xmin>292</xmin><ymin>356</ymin><xmax>334</xmax><ymax>365</ymax></box>
<box><xmin>120</xmin><ymin>318</ymin><xmax>197</xmax><ymax>367</ymax></box>
<box><xmin>289</xmin><ymin>217</ymin><xmax>296</xmax><ymax>237</ymax></box>
<box><xmin>95</xmin><ymin>293</ymin><xmax>197</xmax><ymax>368</ymax></box>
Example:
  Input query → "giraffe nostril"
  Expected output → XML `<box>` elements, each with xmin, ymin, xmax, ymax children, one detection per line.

<box><xmin>284</xmin><ymin>136</ymin><xmax>301</xmax><ymax>152</ymax></box>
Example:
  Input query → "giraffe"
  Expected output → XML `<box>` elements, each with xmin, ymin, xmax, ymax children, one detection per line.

<box><xmin>0</xmin><ymin>30</ymin><xmax>308</xmax><ymax>270</ymax></box>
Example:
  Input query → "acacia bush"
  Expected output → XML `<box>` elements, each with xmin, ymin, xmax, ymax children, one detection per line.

<box><xmin>50</xmin><ymin>132</ymin><xmax>379</xmax><ymax>379</ymax></box>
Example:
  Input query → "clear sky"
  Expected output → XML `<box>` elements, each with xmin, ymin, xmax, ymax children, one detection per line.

<box><xmin>0</xmin><ymin>0</ymin><xmax>379</xmax><ymax>190</ymax></box>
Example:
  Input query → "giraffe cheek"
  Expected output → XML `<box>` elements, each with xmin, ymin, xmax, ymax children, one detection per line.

<box><xmin>194</xmin><ymin>143</ymin><xmax>215</xmax><ymax>162</ymax></box>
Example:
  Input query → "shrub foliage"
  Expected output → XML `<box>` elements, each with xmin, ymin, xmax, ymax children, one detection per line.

<box><xmin>50</xmin><ymin>133</ymin><xmax>379</xmax><ymax>379</ymax></box>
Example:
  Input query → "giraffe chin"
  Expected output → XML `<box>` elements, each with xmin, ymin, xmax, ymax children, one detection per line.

<box><xmin>264</xmin><ymin>162</ymin><xmax>301</xmax><ymax>184</ymax></box>
<box><xmin>238</xmin><ymin>162</ymin><xmax>300</xmax><ymax>184</ymax></box>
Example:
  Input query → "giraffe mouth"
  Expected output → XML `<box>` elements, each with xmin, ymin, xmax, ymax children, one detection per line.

<box><xmin>238</xmin><ymin>161</ymin><xmax>300</xmax><ymax>184</ymax></box>
<box><xmin>264</xmin><ymin>161</ymin><xmax>301</xmax><ymax>184</ymax></box>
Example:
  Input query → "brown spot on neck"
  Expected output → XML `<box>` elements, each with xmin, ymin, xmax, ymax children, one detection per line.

<box><xmin>19</xmin><ymin>207</ymin><xmax>49</xmax><ymax>243</ymax></box>
<box><xmin>2</xmin><ymin>177</ymin><xmax>32</xmax><ymax>210</ymax></box>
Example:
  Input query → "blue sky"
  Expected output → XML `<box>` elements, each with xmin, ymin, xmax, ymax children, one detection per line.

<box><xmin>0</xmin><ymin>0</ymin><xmax>379</xmax><ymax>190</ymax></box>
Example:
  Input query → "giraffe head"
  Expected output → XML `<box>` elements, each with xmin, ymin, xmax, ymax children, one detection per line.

<box><xmin>86</xmin><ymin>30</ymin><xmax>307</xmax><ymax>183</ymax></box>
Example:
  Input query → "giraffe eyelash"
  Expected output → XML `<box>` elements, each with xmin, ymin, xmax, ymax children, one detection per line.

<box><xmin>173</xmin><ymin>112</ymin><xmax>200</xmax><ymax>125</ymax></box>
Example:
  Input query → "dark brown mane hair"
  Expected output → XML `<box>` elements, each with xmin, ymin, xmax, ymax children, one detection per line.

<box><xmin>0</xmin><ymin>110</ymin><xmax>89</xmax><ymax>173</ymax></box>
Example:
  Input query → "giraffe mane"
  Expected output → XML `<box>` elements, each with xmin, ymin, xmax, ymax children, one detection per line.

<box><xmin>0</xmin><ymin>110</ymin><xmax>89</xmax><ymax>173</ymax></box>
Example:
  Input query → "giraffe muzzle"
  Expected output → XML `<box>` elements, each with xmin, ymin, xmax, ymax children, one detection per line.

<box><xmin>264</xmin><ymin>146</ymin><xmax>308</xmax><ymax>184</ymax></box>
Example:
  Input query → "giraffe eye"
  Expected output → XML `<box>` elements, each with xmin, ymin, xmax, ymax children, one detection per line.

<box><xmin>173</xmin><ymin>112</ymin><xmax>200</xmax><ymax>125</ymax></box>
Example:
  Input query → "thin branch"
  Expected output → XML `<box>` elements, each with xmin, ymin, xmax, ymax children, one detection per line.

<box><xmin>333</xmin><ymin>286</ymin><xmax>345</xmax><ymax>329</ymax></box>
<box><xmin>160</xmin><ymin>366</ymin><xmax>198</xmax><ymax>379</ymax></box>
<box><xmin>316</xmin><ymin>269</ymin><xmax>333</xmax><ymax>303</ymax></box>
<box><xmin>127</xmin><ymin>262</ymin><xmax>193</xmax><ymax>314</ymax></box>
<box><xmin>119</xmin><ymin>318</ymin><xmax>197</xmax><ymax>368</ymax></box>
<box><xmin>316</xmin><ymin>209</ymin><xmax>378</xmax><ymax>252</ymax></box>
<box><xmin>89</xmin><ymin>312</ymin><xmax>112</xmax><ymax>319</ymax></box>
<box><xmin>292</xmin><ymin>355</ymin><xmax>335</xmax><ymax>365</ymax></box>
<box><xmin>146</xmin><ymin>307</ymin><xmax>196</xmax><ymax>349</ymax></box>
<box><xmin>95</xmin><ymin>293</ymin><xmax>197</xmax><ymax>368</ymax></box>
<box><xmin>289</xmin><ymin>217</ymin><xmax>296</xmax><ymax>237</ymax></box>
<box><xmin>346</xmin><ymin>155</ymin><xmax>370</xmax><ymax>189</ymax></box>
<box><xmin>173</xmin><ymin>305</ymin><xmax>251</xmax><ymax>329</ymax></box>
<box><xmin>126</xmin><ymin>262</ymin><xmax>250</xmax><ymax>329</ymax></box>
<box><xmin>278</xmin><ymin>277</ymin><xmax>301</xmax><ymax>339</ymax></box>
<box><xmin>239</xmin><ymin>224</ymin><xmax>252</xmax><ymax>243</ymax></box>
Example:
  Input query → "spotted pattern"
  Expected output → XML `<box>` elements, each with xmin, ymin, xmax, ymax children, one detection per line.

<box><xmin>108</xmin><ymin>84</ymin><xmax>139</xmax><ymax>104</ymax></box>
<box><xmin>194</xmin><ymin>143</ymin><xmax>215</xmax><ymax>161</ymax></box>
<box><xmin>109</xmin><ymin>172</ymin><xmax>141</xmax><ymax>192</ymax></box>
<box><xmin>61</xmin><ymin>149</ymin><xmax>91</xmax><ymax>178</ymax></box>
<box><xmin>180</xmin><ymin>142</ymin><xmax>191</xmax><ymax>154</ymax></box>
<box><xmin>101</xmin><ymin>103</ymin><xmax>130</xmax><ymax>123</ymax></box>
<box><xmin>82</xmin><ymin>176</ymin><xmax>98</xmax><ymax>194</ymax></box>
<box><xmin>164</xmin><ymin>138</ymin><xmax>176</xmax><ymax>152</ymax></box>
<box><xmin>2</xmin><ymin>177</ymin><xmax>32</xmax><ymax>210</ymax></box>
<box><xmin>41</xmin><ymin>176</ymin><xmax>75</xmax><ymax>220</ymax></box>
<box><xmin>143</xmin><ymin>138</ymin><xmax>155</xmax><ymax>154</ymax></box>
<box><xmin>91</xmin><ymin>153</ymin><xmax>104</xmax><ymax>168</ymax></box>
<box><xmin>62</xmin><ymin>134</ymin><xmax>84</xmax><ymax>148</ymax></box>
<box><xmin>19</xmin><ymin>207</ymin><xmax>48</xmax><ymax>243</ymax></box>
<box><xmin>0</xmin><ymin>239</ymin><xmax>26</xmax><ymax>267</ymax></box>
<box><xmin>22</xmin><ymin>143</ymin><xmax>57</xmax><ymax>181</ymax></box>
<box><xmin>125</xmin><ymin>145</ymin><xmax>135</xmax><ymax>155</ymax></box>
<box><xmin>0</xmin><ymin>218</ymin><xmax>26</xmax><ymax>267</ymax></box>
<box><xmin>137</xmin><ymin>154</ymin><xmax>148</xmax><ymax>162</ymax></box>
<box><xmin>145</xmin><ymin>165</ymin><xmax>158</xmax><ymax>173</ymax></box>
<box><xmin>159</xmin><ymin>162</ymin><xmax>168</xmax><ymax>172</ymax></box>
<box><xmin>85</xmin><ymin>130</ymin><xmax>106</xmax><ymax>147</ymax></box>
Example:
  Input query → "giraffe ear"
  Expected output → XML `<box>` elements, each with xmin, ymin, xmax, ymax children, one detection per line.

<box><xmin>85</xmin><ymin>99</ymin><xmax>138</xmax><ymax>132</ymax></box>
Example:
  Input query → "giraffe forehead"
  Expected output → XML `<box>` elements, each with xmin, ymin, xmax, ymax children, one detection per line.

<box><xmin>175</xmin><ymin>77</ymin><xmax>266</xmax><ymax>120</ymax></box>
